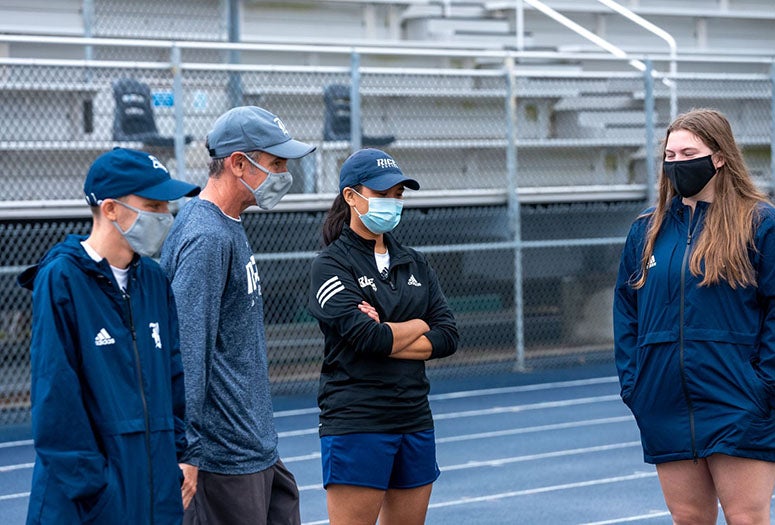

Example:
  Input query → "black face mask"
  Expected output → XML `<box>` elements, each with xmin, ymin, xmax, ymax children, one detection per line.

<box><xmin>663</xmin><ymin>155</ymin><xmax>717</xmax><ymax>198</ymax></box>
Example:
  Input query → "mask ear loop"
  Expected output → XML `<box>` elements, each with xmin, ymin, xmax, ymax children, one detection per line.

<box><xmin>344</xmin><ymin>187</ymin><xmax>367</xmax><ymax>216</ymax></box>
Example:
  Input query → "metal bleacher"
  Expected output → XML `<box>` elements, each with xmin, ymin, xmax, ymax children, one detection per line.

<box><xmin>1</xmin><ymin>0</ymin><xmax>771</xmax><ymax>202</ymax></box>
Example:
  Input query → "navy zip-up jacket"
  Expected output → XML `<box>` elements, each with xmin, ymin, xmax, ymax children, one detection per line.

<box><xmin>18</xmin><ymin>235</ymin><xmax>186</xmax><ymax>524</ymax></box>
<box><xmin>308</xmin><ymin>225</ymin><xmax>458</xmax><ymax>436</ymax></box>
<box><xmin>614</xmin><ymin>198</ymin><xmax>775</xmax><ymax>464</ymax></box>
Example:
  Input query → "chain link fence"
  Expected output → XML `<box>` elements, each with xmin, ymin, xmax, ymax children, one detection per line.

<box><xmin>1</xmin><ymin>37</ymin><xmax>774</xmax><ymax>425</ymax></box>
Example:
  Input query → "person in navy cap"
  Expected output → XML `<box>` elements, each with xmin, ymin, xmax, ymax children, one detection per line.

<box><xmin>307</xmin><ymin>148</ymin><xmax>459</xmax><ymax>525</ymax></box>
<box><xmin>160</xmin><ymin>106</ymin><xmax>315</xmax><ymax>525</ymax></box>
<box><xmin>18</xmin><ymin>148</ymin><xmax>200</xmax><ymax>524</ymax></box>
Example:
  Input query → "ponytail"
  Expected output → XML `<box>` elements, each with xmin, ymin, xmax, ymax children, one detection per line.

<box><xmin>322</xmin><ymin>193</ymin><xmax>352</xmax><ymax>246</ymax></box>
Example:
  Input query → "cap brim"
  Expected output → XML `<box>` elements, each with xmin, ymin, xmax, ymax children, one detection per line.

<box><xmin>135</xmin><ymin>179</ymin><xmax>201</xmax><ymax>201</ymax></box>
<box><xmin>362</xmin><ymin>172</ymin><xmax>420</xmax><ymax>191</ymax></box>
<box><xmin>262</xmin><ymin>138</ymin><xmax>316</xmax><ymax>159</ymax></box>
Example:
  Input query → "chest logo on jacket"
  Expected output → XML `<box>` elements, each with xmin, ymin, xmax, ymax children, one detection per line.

<box><xmin>149</xmin><ymin>322</ymin><xmax>162</xmax><ymax>349</ymax></box>
<box><xmin>245</xmin><ymin>255</ymin><xmax>261</xmax><ymax>296</ymax></box>
<box><xmin>358</xmin><ymin>275</ymin><xmax>377</xmax><ymax>292</ymax></box>
<box><xmin>648</xmin><ymin>255</ymin><xmax>657</xmax><ymax>269</ymax></box>
<box><xmin>94</xmin><ymin>328</ymin><xmax>115</xmax><ymax>347</ymax></box>
<box><xmin>407</xmin><ymin>274</ymin><xmax>422</xmax><ymax>287</ymax></box>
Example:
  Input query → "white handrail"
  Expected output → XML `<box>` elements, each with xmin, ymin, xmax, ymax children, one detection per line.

<box><xmin>519</xmin><ymin>0</ymin><xmax>647</xmax><ymax>72</ymax></box>
<box><xmin>595</xmin><ymin>0</ymin><xmax>677</xmax><ymax>120</ymax></box>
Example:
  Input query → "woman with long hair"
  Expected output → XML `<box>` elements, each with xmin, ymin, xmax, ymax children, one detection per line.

<box><xmin>308</xmin><ymin>148</ymin><xmax>458</xmax><ymax>525</ymax></box>
<box><xmin>614</xmin><ymin>108</ymin><xmax>775</xmax><ymax>524</ymax></box>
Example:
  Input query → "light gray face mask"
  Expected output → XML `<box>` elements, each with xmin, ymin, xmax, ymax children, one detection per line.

<box><xmin>112</xmin><ymin>200</ymin><xmax>173</xmax><ymax>258</ymax></box>
<box><xmin>239</xmin><ymin>154</ymin><xmax>293</xmax><ymax>210</ymax></box>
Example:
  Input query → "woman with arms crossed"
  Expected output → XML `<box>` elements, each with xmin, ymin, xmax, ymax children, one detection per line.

<box><xmin>614</xmin><ymin>108</ymin><xmax>775</xmax><ymax>524</ymax></box>
<box><xmin>308</xmin><ymin>148</ymin><xmax>459</xmax><ymax>525</ymax></box>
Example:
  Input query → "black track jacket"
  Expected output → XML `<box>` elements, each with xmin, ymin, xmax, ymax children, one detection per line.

<box><xmin>308</xmin><ymin>225</ymin><xmax>458</xmax><ymax>436</ymax></box>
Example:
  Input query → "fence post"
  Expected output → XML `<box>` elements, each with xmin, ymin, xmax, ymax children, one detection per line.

<box><xmin>350</xmin><ymin>51</ymin><xmax>362</xmax><ymax>154</ymax></box>
<box><xmin>644</xmin><ymin>59</ymin><xmax>656</xmax><ymax>205</ymax></box>
<box><xmin>770</xmin><ymin>60</ymin><xmax>775</xmax><ymax>194</ymax></box>
<box><xmin>504</xmin><ymin>57</ymin><xmax>525</xmax><ymax>372</ymax></box>
<box><xmin>226</xmin><ymin>0</ymin><xmax>242</xmax><ymax>108</ymax></box>
<box><xmin>171</xmin><ymin>44</ymin><xmax>186</xmax><ymax>180</ymax></box>
<box><xmin>82</xmin><ymin>0</ymin><xmax>94</xmax><ymax>62</ymax></box>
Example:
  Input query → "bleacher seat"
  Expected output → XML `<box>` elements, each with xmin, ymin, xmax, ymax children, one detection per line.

<box><xmin>323</xmin><ymin>84</ymin><xmax>395</xmax><ymax>147</ymax></box>
<box><xmin>112</xmin><ymin>78</ymin><xmax>193</xmax><ymax>148</ymax></box>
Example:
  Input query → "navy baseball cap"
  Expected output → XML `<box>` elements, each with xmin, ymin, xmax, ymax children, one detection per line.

<box><xmin>338</xmin><ymin>148</ymin><xmax>420</xmax><ymax>193</ymax></box>
<box><xmin>84</xmin><ymin>148</ymin><xmax>200</xmax><ymax>206</ymax></box>
<box><xmin>206</xmin><ymin>106</ymin><xmax>316</xmax><ymax>159</ymax></box>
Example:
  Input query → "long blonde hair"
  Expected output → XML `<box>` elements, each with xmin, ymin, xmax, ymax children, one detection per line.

<box><xmin>632</xmin><ymin>108</ymin><xmax>769</xmax><ymax>289</ymax></box>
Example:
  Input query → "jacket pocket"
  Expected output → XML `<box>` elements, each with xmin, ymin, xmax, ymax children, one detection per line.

<box><xmin>78</xmin><ymin>463</ymin><xmax>120</xmax><ymax>524</ymax></box>
<box><xmin>748</xmin><ymin>358</ymin><xmax>773</xmax><ymax>417</ymax></box>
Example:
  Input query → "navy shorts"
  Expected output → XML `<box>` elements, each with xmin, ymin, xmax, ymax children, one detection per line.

<box><xmin>320</xmin><ymin>430</ymin><xmax>440</xmax><ymax>490</ymax></box>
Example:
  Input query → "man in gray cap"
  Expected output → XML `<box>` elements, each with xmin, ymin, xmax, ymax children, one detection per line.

<box><xmin>160</xmin><ymin>106</ymin><xmax>315</xmax><ymax>524</ymax></box>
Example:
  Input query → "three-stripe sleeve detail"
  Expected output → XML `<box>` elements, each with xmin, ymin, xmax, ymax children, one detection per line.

<box><xmin>316</xmin><ymin>275</ymin><xmax>345</xmax><ymax>308</ymax></box>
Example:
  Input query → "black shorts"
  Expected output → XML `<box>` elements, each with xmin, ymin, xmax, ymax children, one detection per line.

<box><xmin>183</xmin><ymin>459</ymin><xmax>300</xmax><ymax>525</ymax></box>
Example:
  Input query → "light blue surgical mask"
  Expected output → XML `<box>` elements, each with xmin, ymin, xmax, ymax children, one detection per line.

<box><xmin>239</xmin><ymin>153</ymin><xmax>293</xmax><ymax>210</ymax></box>
<box><xmin>352</xmin><ymin>189</ymin><xmax>404</xmax><ymax>234</ymax></box>
<box><xmin>112</xmin><ymin>200</ymin><xmax>173</xmax><ymax>258</ymax></box>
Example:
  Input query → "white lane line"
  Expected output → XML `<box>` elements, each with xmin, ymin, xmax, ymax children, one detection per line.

<box><xmin>0</xmin><ymin>491</ymin><xmax>29</xmax><ymax>501</ymax></box>
<box><xmin>436</xmin><ymin>415</ymin><xmax>633</xmax><ymax>443</ymax></box>
<box><xmin>428</xmin><ymin>471</ymin><xmax>658</xmax><ymax>509</ymax></box>
<box><xmin>284</xmin><ymin>452</ymin><xmax>321</xmax><ymax>463</ymax></box>
<box><xmin>0</xmin><ymin>462</ymin><xmax>33</xmax><ymax>473</ymax></box>
<box><xmin>284</xmin><ymin>417</ymin><xmax>636</xmax><ymax>468</ymax></box>
<box><xmin>429</xmin><ymin>377</ymin><xmax>619</xmax><ymax>401</ymax></box>
<box><xmin>0</xmin><ymin>440</ymin><xmax>33</xmax><ymax>449</ymax></box>
<box><xmin>295</xmin><ymin>441</ymin><xmax>643</xmax><ymax>492</ymax></box>
<box><xmin>579</xmin><ymin>510</ymin><xmax>671</xmax><ymax>524</ymax></box>
<box><xmin>442</xmin><ymin>442</ymin><xmax>641</xmax><ymax>471</ymax></box>
<box><xmin>580</xmin><ymin>496</ymin><xmax>775</xmax><ymax>525</ymax></box>
<box><xmin>275</xmin><ymin>407</ymin><xmax>319</xmax><ymax>418</ymax></box>
<box><xmin>277</xmin><ymin>395</ymin><xmax>624</xmax><ymax>441</ymax></box>
<box><xmin>277</xmin><ymin>376</ymin><xmax>620</xmax><ymax>419</ymax></box>
<box><xmin>433</xmin><ymin>395</ymin><xmax>621</xmax><ymax>420</ymax></box>
<box><xmin>278</xmin><ymin>428</ymin><xmax>318</xmax><ymax>438</ymax></box>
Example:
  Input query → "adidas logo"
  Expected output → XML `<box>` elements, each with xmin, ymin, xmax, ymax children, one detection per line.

<box><xmin>647</xmin><ymin>255</ymin><xmax>657</xmax><ymax>269</ymax></box>
<box><xmin>94</xmin><ymin>328</ymin><xmax>115</xmax><ymax>347</ymax></box>
<box><xmin>407</xmin><ymin>274</ymin><xmax>422</xmax><ymax>287</ymax></box>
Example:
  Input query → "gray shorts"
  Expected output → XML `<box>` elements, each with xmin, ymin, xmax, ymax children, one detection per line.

<box><xmin>183</xmin><ymin>459</ymin><xmax>300</xmax><ymax>525</ymax></box>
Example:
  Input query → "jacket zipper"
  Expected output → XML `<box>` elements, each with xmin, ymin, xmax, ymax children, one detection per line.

<box><xmin>678</xmin><ymin>209</ymin><xmax>699</xmax><ymax>462</ymax></box>
<box><xmin>124</xmin><ymin>289</ymin><xmax>155</xmax><ymax>524</ymax></box>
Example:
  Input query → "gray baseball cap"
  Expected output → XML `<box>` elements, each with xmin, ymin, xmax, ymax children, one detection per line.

<box><xmin>205</xmin><ymin>106</ymin><xmax>316</xmax><ymax>159</ymax></box>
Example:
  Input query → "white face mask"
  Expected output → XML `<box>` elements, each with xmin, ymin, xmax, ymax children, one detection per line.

<box><xmin>239</xmin><ymin>154</ymin><xmax>294</xmax><ymax>210</ymax></box>
<box><xmin>112</xmin><ymin>200</ymin><xmax>173</xmax><ymax>258</ymax></box>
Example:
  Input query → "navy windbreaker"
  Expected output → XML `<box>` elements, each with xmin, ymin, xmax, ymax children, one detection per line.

<box><xmin>614</xmin><ymin>198</ymin><xmax>775</xmax><ymax>464</ymax></box>
<box><xmin>18</xmin><ymin>235</ymin><xmax>186</xmax><ymax>524</ymax></box>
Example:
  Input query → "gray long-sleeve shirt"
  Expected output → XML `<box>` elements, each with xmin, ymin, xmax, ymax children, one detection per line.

<box><xmin>160</xmin><ymin>198</ymin><xmax>278</xmax><ymax>475</ymax></box>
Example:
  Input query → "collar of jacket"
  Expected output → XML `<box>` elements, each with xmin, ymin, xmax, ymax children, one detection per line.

<box><xmin>339</xmin><ymin>224</ymin><xmax>412</xmax><ymax>264</ymax></box>
<box><xmin>18</xmin><ymin>234</ymin><xmax>140</xmax><ymax>292</ymax></box>
<box><xmin>668</xmin><ymin>196</ymin><xmax>710</xmax><ymax>222</ymax></box>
